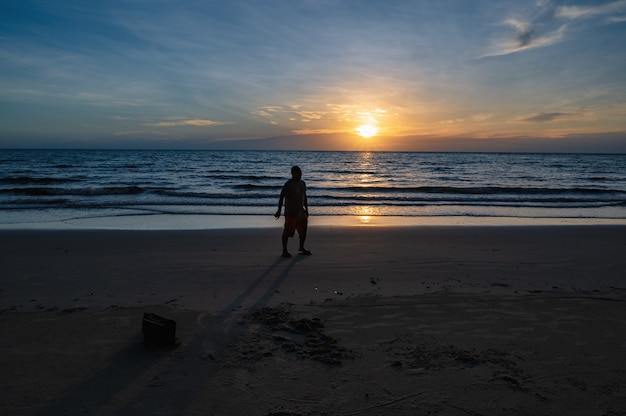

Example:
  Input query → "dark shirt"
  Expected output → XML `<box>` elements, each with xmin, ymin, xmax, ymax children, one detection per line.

<box><xmin>280</xmin><ymin>179</ymin><xmax>307</xmax><ymax>216</ymax></box>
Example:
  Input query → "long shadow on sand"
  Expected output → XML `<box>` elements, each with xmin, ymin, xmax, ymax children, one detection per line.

<box><xmin>35</xmin><ymin>255</ymin><xmax>305</xmax><ymax>415</ymax></box>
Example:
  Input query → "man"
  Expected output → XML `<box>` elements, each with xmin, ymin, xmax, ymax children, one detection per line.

<box><xmin>275</xmin><ymin>166</ymin><xmax>311</xmax><ymax>258</ymax></box>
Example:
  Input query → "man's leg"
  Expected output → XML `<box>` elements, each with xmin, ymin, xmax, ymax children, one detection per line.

<box><xmin>282</xmin><ymin>218</ymin><xmax>293</xmax><ymax>257</ymax></box>
<box><xmin>282</xmin><ymin>232</ymin><xmax>291</xmax><ymax>257</ymax></box>
<box><xmin>297</xmin><ymin>220</ymin><xmax>311</xmax><ymax>254</ymax></box>
<box><xmin>298</xmin><ymin>230</ymin><xmax>307</xmax><ymax>252</ymax></box>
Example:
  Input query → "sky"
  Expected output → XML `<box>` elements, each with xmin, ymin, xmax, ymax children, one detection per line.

<box><xmin>1</xmin><ymin>0</ymin><xmax>626</xmax><ymax>152</ymax></box>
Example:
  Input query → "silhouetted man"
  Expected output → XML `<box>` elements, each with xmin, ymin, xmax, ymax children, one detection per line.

<box><xmin>275</xmin><ymin>166</ymin><xmax>311</xmax><ymax>257</ymax></box>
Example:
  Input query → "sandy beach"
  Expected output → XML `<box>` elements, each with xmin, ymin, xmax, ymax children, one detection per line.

<box><xmin>1</xmin><ymin>225</ymin><xmax>626</xmax><ymax>415</ymax></box>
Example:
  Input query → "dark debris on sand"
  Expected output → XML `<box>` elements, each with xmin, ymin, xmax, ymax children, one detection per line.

<box><xmin>265</xmin><ymin>409</ymin><xmax>310</xmax><ymax>416</ymax></box>
<box><xmin>383</xmin><ymin>333</ymin><xmax>528</xmax><ymax>391</ymax></box>
<box><xmin>245</xmin><ymin>305</ymin><xmax>358</xmax><ymax>366</ymax></box>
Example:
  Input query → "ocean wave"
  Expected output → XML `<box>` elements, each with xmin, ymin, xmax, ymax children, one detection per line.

<box><xmin>0</xmin><ymin>176</ymin><xmax>80</xmax><ymax>185</ymax></box>
<box><xmin>231</xmin><ymin>184</ymin><xmax>282</xmax><ymax>190</ymax></box>
<box><xmin>3</xmin><ymin>186</ymin><xmax>622</xmax><ymax>208</ymax></box>
<box><xmin>207</xmin><ymin>174</ymin><xmax>281</xmax><ymax>181</ymax></box>
<box><xmin>3</xmin><ymin>185</ymin><xmax>145</xmax><ymax>197</ymax></box>
<box><xmin>155</xmin><ymin>189</ymin><xmax>274</xmax><ymax>199</ymax></box>
<box><xmin>316</xmin><ymin>185</ymin><xmax>625</xmax><ymax>196</ymax></box>
<box><xmin>3</xmin><ymin>197</ymin><xmax>619</xmax><ymax>211</ymax></box>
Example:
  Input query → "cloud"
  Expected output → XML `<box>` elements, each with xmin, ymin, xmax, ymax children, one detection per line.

<box><xmin>253</xmin><ymin>103</ymin><xmax>394</xmax><ymax>130</ymax></box>
<box><xmin>482</xmin><ymin>18</ymin><xmax>567</xmax><ymax>58</ymax></box>
<box><xmin>113</xmin><ymin>130</ymin><xmax>167</xmax><ymax>137</ymax></box>
<box><xmin>145</xmin><ymin>119</ymin><xmax>232</xmax><ymax>127</ymax></box>
<box><xmin>556</xmin><ymin>0</ymin><xmax>626</xmax><ymax>20</ymax></box>
<box><xmin>482</xmin><ymin>0</ymin><xmax>626</xmax><ymax>58</ymax></box>
<box><xmin>295</xmin><ymin>111</ymin><xmax>324</xmax><ymax>122</ymax></box>
<box><xmin>507</xmin><ymin>18</ymin><xmax>539</xmax><ymax>48</ymax></box>
<box><xmin>441</xmin><ymin>113</ymin><xmax>494</xmax><ymax>125</ymax></box>
<box><xmin>291</xmin><ymin>128</ymin><xmax>343</xmax><ymax>135</ymax></box>
<box><xmin>253</xmin><ymin>105</ymin><xmax>329</xmax><ymax>123</ymax></box>
<box><xmin>517</xmin><ymin>112</ymin><xmax>575</xmax><ymax>123</ymax></box>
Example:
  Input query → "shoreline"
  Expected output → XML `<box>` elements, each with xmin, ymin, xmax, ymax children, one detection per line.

<box><xmin>2</xmin><ymin>213</ymin><xmax>626</xmax><ymax>230</ymax></box>
<box><xmin>2</xmin><ymin>225</ymin><xmax>625</xmax><ymax>415</ymax></box>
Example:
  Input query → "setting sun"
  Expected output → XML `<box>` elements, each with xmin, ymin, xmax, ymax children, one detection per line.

<box><xmin>357</xmin><ymin>124</ymin><xmax>378</xmax><ymax>138</ymax></box>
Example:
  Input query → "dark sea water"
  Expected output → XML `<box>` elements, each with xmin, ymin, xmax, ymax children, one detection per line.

<box><xmin>1</xmin><ymin>149</ymin><xmax>625</xmax><ymax>228</ymax></box>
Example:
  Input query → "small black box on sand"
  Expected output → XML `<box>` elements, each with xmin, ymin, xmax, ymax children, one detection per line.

<box><xmin>142</xmin><ymin>313</ymin><xmax>177</xmax><ymax>347</ymax></box>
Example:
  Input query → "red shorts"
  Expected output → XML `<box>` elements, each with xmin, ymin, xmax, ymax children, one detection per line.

<box><xmin>283</xmin><ymin>214</ymin><xmax>308</xmax><ymax>238</ymax></box>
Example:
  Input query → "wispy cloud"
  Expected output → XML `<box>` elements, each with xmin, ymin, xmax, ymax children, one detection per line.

<box><xmin>482</xmin><ymin>0</ymin><xmax>626</xmax><ymax>58</ymax></box>
<box><xmin>482</xmin><ymin>14</ymin><xmax>566</xmax><ymax>57</ymax></box>
<box><xmin>254</xmin><ymin>104</ymin><xmax>393</xmax><ymax>129</ymax></box>
<box><xmin>145</xmin><ymin>118</ymin><xmax>233</xmax><ymax>127</ymax></box>
<box><xmin>113</xmin><ymin>130</ymin><xmax>167</xmax><ymax>137</ymax></box>
<box><xmin>517</xmin><ymin>112</ymin><xmax>577</xmax><ymax>123</ymax></box>
<box><xmin>556</xmin><ymin>0</ymin><xmax>626</xmax><ymax>20</ymax></box>
<box><xmin>441</xmin><ymin>114</ymin><xmax>495</xmax><ymax>125</ymax></box>
<box><xmin>254</xmin><ymin>105</ymin><xmax>329</xmax><ymax>124</ymax></box>
<box><xmin>291</xmin><ymin>128</ymin><xmax>343</xmax><ymax>135</ymax></box>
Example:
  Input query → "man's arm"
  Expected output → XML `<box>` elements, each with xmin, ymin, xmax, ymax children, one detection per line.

<box><xmin>275</xmin><ymin>187</ymin><xmax>285</xmax><ymax>219</ymax></box>
<box><xmin>302</xmin><ymin>182</ymin><xmax>308</xmax><ymax>215</ymax></box>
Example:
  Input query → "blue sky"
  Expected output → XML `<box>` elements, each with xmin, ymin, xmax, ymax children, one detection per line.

<box><xmin>1</xmin><ymin>0</ymin><xmax>626</xmax><ymax>152</ymax></box>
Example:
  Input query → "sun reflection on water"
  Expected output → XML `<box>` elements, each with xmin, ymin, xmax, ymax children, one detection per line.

<box><xmin>359</xmin><ymin>215</ymin><xmax>372</xmax><ymax>224</ymax></box>
<box><xmin>353</xmin><ymin>153</ymin><xmax>383</xmax><ymax>224</ymax></box>
<box><xmin>353</xmin><ymin>206</ymin><xmax>382</xmax><ymax>224</ymax></box>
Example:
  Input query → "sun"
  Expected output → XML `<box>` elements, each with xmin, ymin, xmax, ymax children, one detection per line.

<box><xmin>357</xmin><ymin>124</ymin><xmax>378</xmax><ymax>138</ymax></box>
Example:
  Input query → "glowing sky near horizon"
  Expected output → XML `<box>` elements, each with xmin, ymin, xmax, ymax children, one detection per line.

<box><xmin>1</xmin><ymin>0</ymin><xmax>626</xmax><ymax>151</ymax></box>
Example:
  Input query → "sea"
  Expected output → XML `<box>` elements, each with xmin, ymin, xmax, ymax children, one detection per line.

<box><xmin>1</xmin><ymin>149</ymin><xmax>625</xmax><ymax>229</ymax></box>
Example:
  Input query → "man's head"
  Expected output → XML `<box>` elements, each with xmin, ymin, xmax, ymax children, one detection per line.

<box><xmin>291</xmin><ymin>165</ymin><xmax>302</xmax><ymax>180</ymax></box>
